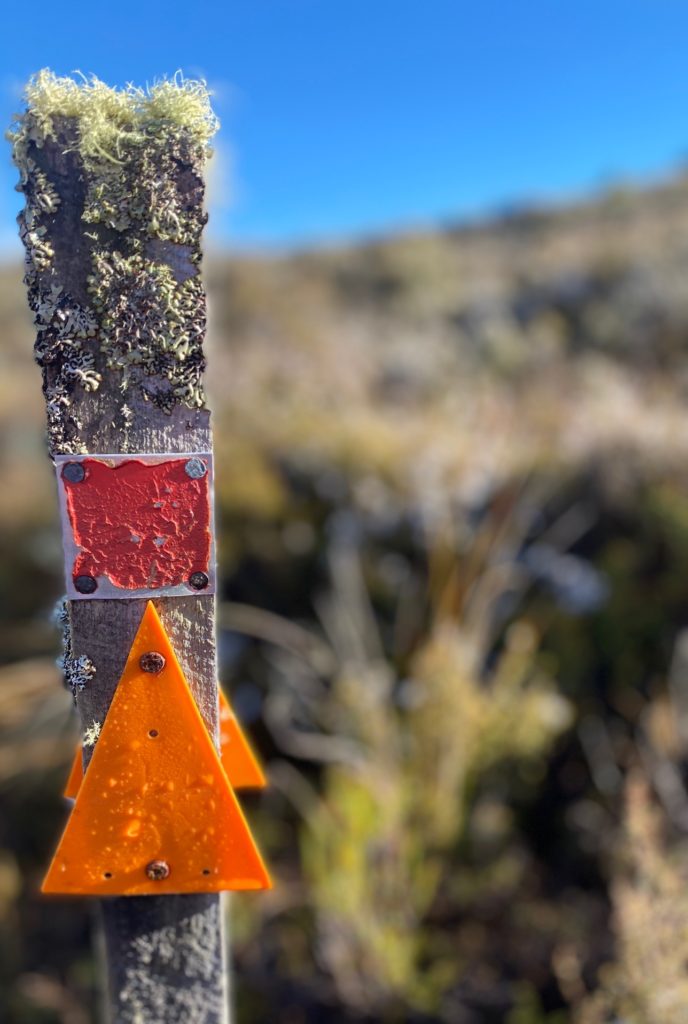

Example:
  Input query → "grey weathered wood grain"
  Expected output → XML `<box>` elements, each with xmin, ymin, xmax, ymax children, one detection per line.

<box><xmin>17</xmin><ymin>115</ymin><xmax>229</xmax><ymax>1024</ymax></box>
<box><xmin>102</xmin><ymin>895</ymin><xmax>226</xmax><ymax>1024</ymax></box>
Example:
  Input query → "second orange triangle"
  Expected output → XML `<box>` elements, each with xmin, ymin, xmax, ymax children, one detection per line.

<box><xmin>64</xmin><ymin>689</ymin><xmax>266</xmax><ymax>799</ymax></box>
<box><xmin>44</xmin><ymin>601</ymin><xmax>271</xmax><ymax>896</ymax></box>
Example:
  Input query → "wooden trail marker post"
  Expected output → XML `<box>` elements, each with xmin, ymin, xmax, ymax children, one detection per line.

<box><xmin>10</xmin><ymin>72</ymin><xmax>269</xmax><ymax>1023</ymax></box>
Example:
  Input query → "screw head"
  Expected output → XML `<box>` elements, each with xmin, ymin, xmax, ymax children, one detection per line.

<box><xmin>74</xmin><ymin>575</ymin><xmax>97</xmax><ymax>594</ymax></box>
<box><xmin>62</xmin><ymin>462</ymin><xmax>85</xmax><ymax>483</ymax></box>
<box><xmin>188</xmin><ymin>571</ymin><xmax>209</xmax><ymax>591</ymax></box>
<box><xmin>184</xmin><ymin>457</ymin><xmax>207</xmax><ymax>480</ymax></box>
<box><xmin>139</xmin><ymin>651</ymin><xmax>166</xmax><ymax>674</ymax></box>
<box><xmin>145</xmin><ymin>860</ymin><xmax>170</xmax><ymax>881</ymax></box>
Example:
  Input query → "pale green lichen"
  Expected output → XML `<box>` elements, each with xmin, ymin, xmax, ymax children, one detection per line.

<box><xmin>17</xmin><ymin>166</ymin><xmax>57</xmax><ymax>270</ymax></box>
<box><xmin>83</xmin><ymin>720</ymin><xmax>101</xmax><ymax>746</ymax></box>
<box><xmin>9</xmin><ymin>70</ymin><xmax>217</xmax><ymax>451</ymax></box>
<box><xmin>33</xmin><ymin>283</ymin><xmax>101</xmax><ymax>451</ymax></box>
<box><xmin>52</xmin><ymin>598</ymin><xmax>96</xmax><ymax>699</ymax></box>
<box><xmin>13</xmin><ymin>69</ymin><xmax>219</xmax><ymax>164</ymax></box>
<box><xmin>88</xmin><ymin>250</ymin><xmax>206</xmax><ymax>410</ymax></box>
<box><xmin>23</xmin><ymin>227</ymin><xmax>54</xmax><ymax>270</ymax></box>
<box><xmin>30</xmin><ymin>164</ymin><xmax>60</xmax><ymax>214</ymax></box>
<box><xmin>11</xmin><ymin>70</ymin><xmax>218</xmax><ymax>245</ymax></box>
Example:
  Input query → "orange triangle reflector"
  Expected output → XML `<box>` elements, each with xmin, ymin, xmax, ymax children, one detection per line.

<box><xmin>219</xmin><ymin>690</ymin><xmax>267</xmax><ymax>790</ymax></box>
<box><xmin>63</xmin><ymin>689</ymin><xmax>266</xmax><ymax>799</ymax></box>
<box><xmin>63</xmin><ymin>746</ymin><xmax>83</xmax><ymax>801</ymax></box>
<box><xmin>43</xmin><ymin>601</ymin><xmax>271</xmax><ymax>896</ymax></box>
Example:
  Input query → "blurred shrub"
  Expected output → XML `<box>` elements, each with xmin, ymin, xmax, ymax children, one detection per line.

<box><xmin>576</xmin><ymin>774</ymin><xmax>688</xmax><ymax>1024</ymax></box>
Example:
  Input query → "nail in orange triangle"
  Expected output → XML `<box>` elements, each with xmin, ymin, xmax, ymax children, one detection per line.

<box><xmin>44</xmin><ymin>601</ymin><xmax>271</xmax><ymax>896</ymax></box>
<box><xmin>63</xmin><ymin>689</ymin><xmax>266</xmax><ymax>799</ymax></box>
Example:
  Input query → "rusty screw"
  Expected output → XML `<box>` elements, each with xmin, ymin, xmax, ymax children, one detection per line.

<box><xmin>74</xmin><ymin>575</ymin><xmax>97</xmax><ymax>594</ymax></box>
<box><xmin>139</xmin><ymin>651</ymin><xmax>166</xmax><ymax>674</ymax></box>
<box><xmin>145</xmin><ymin>860</ymin><xmax>170</xmax><ymax>881</ymax></box>
<box><xmin>188</xmin><ymin>571</ymin><xmax>209</xmax><ymax>590</ymax></box>
<box><xmin>184</xmin><ymin>457</ymin><xmax>207</xmax><ymax>480</ymax></box>
<box><xmin>62</xmin><ymin>462</ymin><xmax>85</xmax><ymax>483</ymax></box>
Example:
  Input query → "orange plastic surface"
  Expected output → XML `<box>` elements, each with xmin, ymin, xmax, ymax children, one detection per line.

<box><xmin>219</xmin><ymin>690</ymin><xmax>267</xmax><ymax>790</ymax></box>
<box><xmin>43</xmin><ymin>602</ymin><xmax>271</xmax><ymax>896</ymax></box>
<box><xmin>63</xmin><ymin>747</ymin><xmax>83</xmax><ymax>801</ymax></box>
<box><xmin>63</xmin><ymin>689</ymin><xmax>266</xmax><ymax>799</ymax></box>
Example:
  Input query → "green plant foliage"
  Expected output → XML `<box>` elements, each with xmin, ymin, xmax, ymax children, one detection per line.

<box><xmin>575</xmin><ymin>776</ymin><xmax>688</xmax><ymax>1024</ymax></box>
<box><xmin>265</xmin><ymin>533</ymin><xmax>573</xmax><ymax>1018</ymax></box>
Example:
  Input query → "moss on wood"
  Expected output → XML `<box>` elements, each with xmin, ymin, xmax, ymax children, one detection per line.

<box><xmin>8</xmin><ymin>70</ymin><xmax>219</xmax><ymax>453</ymax></box>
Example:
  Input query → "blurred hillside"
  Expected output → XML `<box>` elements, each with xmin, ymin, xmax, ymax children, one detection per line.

<box><xmin>5</xmin><ymin>174</ymin><xmax>688</xmax><ymax>1022</ymax></box>
<box><xmin>5</xmin><ymin>172</ymin><xmax>688</xmax><ymax>547</ymax></box>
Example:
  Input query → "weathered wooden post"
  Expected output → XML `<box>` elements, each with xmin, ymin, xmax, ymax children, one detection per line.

<box><xmin>9</xmin><ymin>71</ymin><xmax>269</xmax><ymax>1024</ymax></box>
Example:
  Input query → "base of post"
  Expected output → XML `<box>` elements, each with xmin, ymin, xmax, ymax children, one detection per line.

<box><xmin>100</xmin><ymin>894</ymin><xmax>229</xmax><ymax>1024</ymax></box>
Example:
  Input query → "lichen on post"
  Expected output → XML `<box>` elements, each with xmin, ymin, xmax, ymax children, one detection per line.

<box><xmin>8</xmin><ymin>69</ymin><xmax>218</xmax><ymax>454</ymax></box>
<box><xmin>9</xmin><ymin>71</ymin><xmax>230</xmax><ymax>1024</ymax></box>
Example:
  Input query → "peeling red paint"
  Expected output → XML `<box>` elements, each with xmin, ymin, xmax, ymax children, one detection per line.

<box><xmin>64</xmin><ymin>458</ymin><xmax>211</xmax><ymax>590</ymax></box>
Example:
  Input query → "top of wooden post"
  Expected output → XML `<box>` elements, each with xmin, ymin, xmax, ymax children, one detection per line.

<box><xmin>8</xmin><ymin>69</ymin><xmax>220</xmax><ymax>456</ymax></box>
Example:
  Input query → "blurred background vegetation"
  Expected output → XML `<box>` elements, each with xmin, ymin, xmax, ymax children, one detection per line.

<box><xmin>4</xmin><ymin>173</ymin><xmax>688</xmax><ymax>1022</ymax></box>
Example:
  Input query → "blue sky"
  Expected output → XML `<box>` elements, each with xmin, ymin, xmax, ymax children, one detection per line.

<box><xmin>1</xmin><ymin>1</ymin><xmax>688</xmax><ymax>252</ymax></box>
